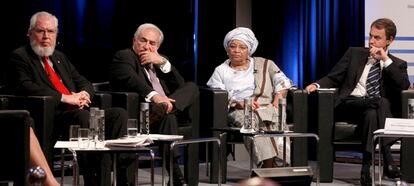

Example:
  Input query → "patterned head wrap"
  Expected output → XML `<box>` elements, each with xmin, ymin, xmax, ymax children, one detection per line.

<box><xmin>223</xmin><ymin>27</ymin><xmax>258</xmax><ymax>56</ymax></box>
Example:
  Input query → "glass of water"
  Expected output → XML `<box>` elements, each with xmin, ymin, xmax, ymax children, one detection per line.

<box><xmin>127</xmin><ymin>119</ymin><xmax>138</xmax><ymax>137</ymax></box>
<box><xmin>78</xmin><ymin>128</ymin><xmax>90</xmax><ymax>149</ymax></box>
<box><xmin>69</xmin><ymin>125</ymin><xmax>80</xmax><ymax>141</ymax></box>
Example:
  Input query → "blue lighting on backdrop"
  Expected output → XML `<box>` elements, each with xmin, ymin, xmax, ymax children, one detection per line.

<box><xmin>75</xmin><ymin>0</ymin><xmax>86</xmax><ymax>44</ymax></box>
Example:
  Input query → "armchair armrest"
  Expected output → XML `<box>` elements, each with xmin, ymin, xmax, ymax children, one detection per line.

<box><xmin>110</xmin><ymin>92</ymin><xmax>139</xmax><ymax>119</ymax></box>
<box><xmin>400</xmin><ymin>90</ymin><xmax>414</xmax><ymax>182</ymax></box>
<box><xmin>199</xmin><ymin>87</ymin><xmax>228</xmax><ymax>136</ymax></box>
<box><xmin>312</xmin><ymin>89</ymin><xmax>335</xmax><ymax>182</ymax></box>
<box><xmin>2</xmin><ymin>95</ymin><xmax>56</xmax><ymax>166</ymax></box>
<box><xmin>92</xmin><ymin>82</ymin><xmax>140</xmax><ymax>119</ymax></box>
<box><xmin>199</xmin><ymin>86</ymin><xmax>228</xmax><ymax>183</ymax></box>
<box><xmin>401</xmin><ymin>90</ymin><xmax>414</xmax><ymax>118</ymax></box>
<box><xmin>94</xmin><ymin>91</ymin><xmax>140</xmax><ymax>119</ymax></box>
<box><xmin>0</xmin><ymin>110</ymin><xmax>30</xmax><ymax>185</ymax></box>
<box><xmin>92</xmin><ymin>92</ymin><xmax>112</xmax><ymax>109</ymax></box>
<box><xmin>288</xmin><ymin>89</ymin><xmax>308</xmax><ymax>166</ymax></box>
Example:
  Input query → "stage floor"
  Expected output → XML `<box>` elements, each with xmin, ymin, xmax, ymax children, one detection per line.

<box><xmin>58</xmin><ymin>160</ymin><xmax>405</xmax><ymax>186</ymax></box>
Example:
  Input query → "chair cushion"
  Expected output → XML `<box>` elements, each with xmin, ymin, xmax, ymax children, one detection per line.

<box><xmin>334</xmin><ymin>122</ymin><xmax>358</xmax><ymax>141</ymax></box>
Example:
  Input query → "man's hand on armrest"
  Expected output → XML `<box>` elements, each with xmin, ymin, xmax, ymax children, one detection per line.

<box><xmin>151</xmin><ymin>94</ymin><xmax>176</xmax><ymax>113</ymax></box>
<box><xmin>305</xmin><ymin>83</ymin><xmax>319</xmax><ymax>94</ymax></box>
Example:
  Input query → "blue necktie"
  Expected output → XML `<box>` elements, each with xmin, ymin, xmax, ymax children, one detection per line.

<box><xmin>366</xmin><ymin>60</ymin><xmax>381</xmax><ymax>98</ymax></box>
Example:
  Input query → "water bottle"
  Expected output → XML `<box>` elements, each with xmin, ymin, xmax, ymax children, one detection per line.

<box><xmin>89</xmin><ymin>107</ymin><xmax>99</xmax><ymax>148</ymax></box>
<box><xmin>408</xmin><ymin>99</ymin><xmax>414</xmax><ymax>119</ymax></box>
<box><xmin>278</xmin><ymin>98</ymin><xmax>287</xmax><ymax>131</ymax></box>
<box><xmin>240</xmin><ymin>97</ymin><xmax>256</xmax><ymax>133</ymax></box>
<box><xmin>27</xmin><ymin>166</ymin><xmax>46</xmax><ymax>186</ymax></box>
<box><xmin>95</xmin><ymin>109</ymin><xmax>105</xmax><ymax>148</ymax></box>
<box><xmin>140</xmin><ymin>102</ymin><xmax>150</xmax><ymax>135</ymax></box>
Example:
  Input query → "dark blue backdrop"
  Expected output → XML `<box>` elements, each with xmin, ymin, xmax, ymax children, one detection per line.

<box><xmin>252</xmin><ymin>0</ymin><xmax>364</xmax><ymax>88</ymax></box>
<box><xmin>2</xmin><ymin>0</ymin><xmax>365</xmax><ymax>88</ymax></box>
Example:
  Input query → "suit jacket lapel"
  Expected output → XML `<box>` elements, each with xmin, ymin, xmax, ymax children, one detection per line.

<box><xmin>32</xmin><ymin>54</ymin><xmax>57</xmax><ymax>90</ymax></box>
<box><xmin>48</xmin><ymin>55</ymin><xmax>73</xmax><ymax>92</ymax></box>
<box><xmin>135</xmin><ymin>54</ymin><xmax>152</xmax><ymax>86</ymax></box>
<box><xmin>354</xmin><ymin>50</ymin><xmax>370</xmax><ymax>86</ymax></box>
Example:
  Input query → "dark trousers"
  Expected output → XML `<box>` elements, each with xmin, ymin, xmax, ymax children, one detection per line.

<box><xmin>55</xmin><ymin>107</ymin><xmax>127</xmax><ymax>186</ymax></box>
<box><xmin>152</xmin><ymin>82</ymin><xmax>199</xmax><ymax>173</ymax></box>
<box><xmin>335</xmin><ymin>96</ymin><xmax>396</xmax><ymax>164</ymax></box>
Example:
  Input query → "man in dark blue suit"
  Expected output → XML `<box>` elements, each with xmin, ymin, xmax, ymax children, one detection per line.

<box><xmin>7</xmin><ymin>11</ymin><xmax>128</xmax><ymax>186</ymax></box>
<box><xmin>306</xmin><ymin>18</ymin><xmax>410</xmax><ymax>185</ymax></box>
<box><xmin>110</xmin><ymin>23</ymin><xmax>198</xmax><ymax>186</ymax></box>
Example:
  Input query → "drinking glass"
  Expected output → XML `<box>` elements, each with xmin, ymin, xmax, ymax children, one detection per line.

<box><xmin>69</xmin><ymin>125</ymin><xmax>80</xmax><ymax>141</ymax></box>
<box><xmin>127</xmin><ymin>119</ymin><xmax>138</xmax><ymax>138</ymax></box>
<box><xmin>78</xmin><ymin>128</ymin><xmax>90</xmax><ymax>149</ymax></box>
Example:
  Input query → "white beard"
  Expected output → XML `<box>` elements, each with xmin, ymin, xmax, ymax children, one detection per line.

<box><xmin>30</xmin><ymin>40</ymin><xmax>55</xmax><ymax>57</ymax></box>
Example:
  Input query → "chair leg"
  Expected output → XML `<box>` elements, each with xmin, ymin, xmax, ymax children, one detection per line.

<box><xmin>231</xmin><ymin>144</ymin><xmax>235</xmax><ymax>160</ymax></box>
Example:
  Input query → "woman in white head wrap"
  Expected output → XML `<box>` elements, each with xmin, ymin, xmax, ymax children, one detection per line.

<box><xmin>207</xmin><ymin>27</ymin><xmax>293</xmax><ymax>168</ymax></box>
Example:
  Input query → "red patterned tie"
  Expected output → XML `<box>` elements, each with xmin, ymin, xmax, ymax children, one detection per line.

<box><xmin>42</xmin><ymin>56</ymin><xmax>71</xmax><ymax>95</ymax></box>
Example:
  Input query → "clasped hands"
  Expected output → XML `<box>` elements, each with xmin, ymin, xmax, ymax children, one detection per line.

<box><xmin>62</xmin><ymin>90</ymin><xmax>91</xmax><ymax>109</ymax></box>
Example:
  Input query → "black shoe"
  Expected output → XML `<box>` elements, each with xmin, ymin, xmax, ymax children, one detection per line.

<box><xmin>360</xmin><ymin>163</ymin><xmax>372</xmax><ymax>186</ymax></box>
<box><xmin>383</xmin><ymin>164</ymin><xmax>401</xmax><ymax>179</ymax></box>
<box><xmin>168</xmin><ymin>161</ymin><xmax>188</xmax><ymax>186</ymax></box>
<box><xmin>116</xmin><ymin>168</ymin><xmax>128</xmax><ymax>186</ymax></box>
<box><xmin>167</xmin><ymin>173</ymin><xmax>188</xmax><ymax>186</ymax></box>
<box><xmin>118</xmin><ymin>153</ymin><xmax>136</xmax><ymax>167</ymax></box>
<box><xmin>167</xmin><ymin>178</ymin><xmax>188</xmax><ymax>186</ymax></box>
<box><xmin>150</xmin><ymin>102</ymin><xmax>168</xmax><ymax>124</ymax></box>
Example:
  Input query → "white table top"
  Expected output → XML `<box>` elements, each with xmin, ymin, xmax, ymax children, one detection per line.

<box><xmin>54</xmin><ymin>133</ymin><xmax>183</xmax><ymax>151</ymax></box>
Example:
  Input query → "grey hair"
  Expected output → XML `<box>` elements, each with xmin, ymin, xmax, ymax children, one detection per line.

<box><xmin>28</xmin><ymin>11</ymin><xmax>58</xmax><ymax>33</ymax></box>
<box><xmin>134</xmin><ymin>23</ymin><xmax>164</xmax><ymax>45</ymax></box>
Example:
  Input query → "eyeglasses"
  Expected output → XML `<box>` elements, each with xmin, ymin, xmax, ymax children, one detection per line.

<box><xmin>32</xmin><ymin>28</ymin><xmax>57</xmax><ymax>35</ymax></box>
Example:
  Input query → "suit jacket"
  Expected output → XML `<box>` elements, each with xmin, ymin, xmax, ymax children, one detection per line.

<box><xmin>109</xmin><ymin>48</ymin><xmax>185</xmax><ymax>99</ymax></box>
<box><xmin>316</xmin><ymin>47</ymin><xmax>410</xmax><ymax>115</ymax></box>
<box><xmin>8</xmin><ymin>45</ymin><xmax>94</xmax><ymax>107</ymax></box>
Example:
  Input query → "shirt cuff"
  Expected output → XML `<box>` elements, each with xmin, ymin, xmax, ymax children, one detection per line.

<box><xmin>383</xmin><ymin>58</ymin><xmax>393</xmax><ymax>68</ymax></box>
<box><xmin>145</xmin><ymin>91</ymin><xmax>159</xmax><ymax>102</ymax></box>
<box><xmin>312</xmin><ymin>83</ymin><xmax>320</xmax><ymax>89</ymax></box>
<box><xmin>158</xmin><ymin>58</ymin><xmax>171</xmax><ymax>73</ymax></box>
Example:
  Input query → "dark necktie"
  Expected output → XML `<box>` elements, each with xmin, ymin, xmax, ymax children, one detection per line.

<box><xmin>146</xmin><ymin>64</ymin><xmax>166</xmax><ymax>96</ymax></box>
<box><xmin>366</xmin><ymin>59</ymin><xmax>381</xmax><ymax>98</ymax></box>
<box><xmin>42</xmin><ymin>56</ymin><xmax>71</xmax><ymax>95</ymax></box>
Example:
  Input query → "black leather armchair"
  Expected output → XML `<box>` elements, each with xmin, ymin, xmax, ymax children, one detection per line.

<box><xmin>93</xmin><ymin>82</ymin><xmax>139</xmax><ymax>119</ymax></box>
<box><xmin>0</xmin><ymin>92</ymin><xmax>111</xmax><ymax>173</ymax></box>
<box><xmin>199</xmin><ymin>87</ymin><xmax>309</xmax><ymax>183</ymax></box>
<box><xmin>93</xmin><ymin>82</ymin><xmax>200</xmax><ymax>186</ymax></box>
<box><xmin>312</xmin><ymin>89</ymin><xmax>414</xmax><ymax>182</ymax></box>
<box><xmin>0</xmin><ymin>96</ymin><xmax>30</xmax><ymax>185</ymax></box>
<box><xmin>0</xmin><ymin>95</ymin><xmax>55</xmax><ymax>168</ymax></box>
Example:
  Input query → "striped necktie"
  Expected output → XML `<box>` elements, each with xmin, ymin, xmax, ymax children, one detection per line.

<box><xmin>366</xmin><ymin>60</ymin><xmax>381</xmax><ymax>98</ymax></box>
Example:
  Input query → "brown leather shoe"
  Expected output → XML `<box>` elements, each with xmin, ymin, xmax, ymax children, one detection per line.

<box><xmin>150</xmin><ymin>102</ymin><xmax>168</xmax><ymax>124</ymax></box>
